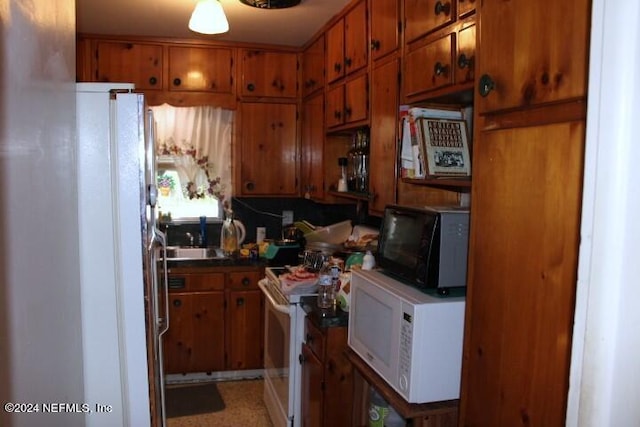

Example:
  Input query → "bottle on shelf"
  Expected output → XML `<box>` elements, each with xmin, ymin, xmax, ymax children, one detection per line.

<box><xmin>317</xmin><ymin>262</ymin><xmax>341</xmax><ymax>309</ymax></box>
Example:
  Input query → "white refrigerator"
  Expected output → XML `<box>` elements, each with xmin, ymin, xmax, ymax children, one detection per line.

<box><xmin>76</xmin><ymin>83</ymin><xmax>169</xmax><ymax>427</ymax></box>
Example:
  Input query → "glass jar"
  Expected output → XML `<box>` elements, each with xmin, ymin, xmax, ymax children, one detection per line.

<box><xmin>221</xmin><ymin>210</ymin><xmax>238</xmax><ymax>257</ymax></box>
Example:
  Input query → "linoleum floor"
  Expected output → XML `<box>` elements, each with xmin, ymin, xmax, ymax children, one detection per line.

<box><xmin>166</xmin><ymin>379</ymin><xmax>273</xmax><ymax>427</ymax></box>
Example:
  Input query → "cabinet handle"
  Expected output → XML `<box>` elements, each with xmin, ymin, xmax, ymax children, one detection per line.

<box><xmin>236</xmin><ymin>297</ymin><xmax>245</xmax><ymax>306</ymax></box>
<box><xmin>246</xmin><ymin>83</ymin><xmax>255</xmax><ymax>92</ymax></box>
<box><xmin>458</xmin><ymin>53</ymin><xmax>472</xmax><ymax>69</ymax></box>
<box><xmin>370</xmin><ymin>40</ymin><xmax>381</xmax><ymax>51</ymax></box>
<box><xmin>298</xmin><ymin>353</ymin><xmax>305</xmax><ymax>364</ymax></box>
<box><xmin>242</xmin><ymin>277</ymin><xmax>251</xmax><ymax>286</ymax></box>
<box><xmin>434</xmin><ymin>1</ymin><xmax>451</xmax><ymax>15</ymax></box>
<box><xmin>334</xmin><ymin>110</ymin><xmax>342</xmax><ymax>120</ymax></box>
<box><xmin>334</xmin><ymin>62</ymin><xmax>342</xmax><ymax>73</ymax></box>
<box><xmin>478</xmin><ymin>74</ymin><xmax>495</xmax><ymax>97</ymax></box>
<box><xmin>245</xmin><ymin>181</ymin><xmax>255</xmax><ymax>191</ymax></box>
<box><xmin>172</xmin><ymin>299</ymin><xmax>182</xmax><ymax>307</ymax></box>
<box><xmin>344</xmin><ymin>107</ymin><xmax>352</xmax><ymax>118</ymax></box>
<box><xmin>344</xmin><ymin>57</ymin><xmax>352</xmax><ymax>68</ymax></box>
<box><xmin>149</xmin><ymin>76</ymin><xmax>157</xmax><ymax>86</ymax></box>
<box><xmin>173</xmin><ymin>78</ymin><xmax>181</xmax><ymax>86</ymax></box>
<box><xmin>434</xmin><ymin>62</ymin><xmax>449</xmax><ymax>76</ymax></box>
<box><xmin>306</xmin><ymin>333</ymin><xmax>313</xmax><ymax>343</ymax></box>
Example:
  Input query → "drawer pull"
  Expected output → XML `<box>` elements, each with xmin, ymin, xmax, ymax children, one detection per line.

<box><xmin>149</xmin><ymin>76</ymin><xmax>157</xmax><ymax>86</ymax></box>
<box><xmin>172</xmin><ymin>299</ymin><xmax>182</xmax><ymax>307</ymax></box>
<box><xmin>478</xmin><ymin>74</ymin><xmax>495</xmax><ymax>97</ymax></box>
<box><xmin>242</xmin><ymin>277</ymin><xmax>251</xmax><ymax>286</ymax></box>
<box><xmin>173</xmin><ymin>78</ymin><xmax>181</xmax><ymax>86</ymax></box>
<box><xmin>458</xmin><ymin>53</ymin><xmax>471</xmax><ymax>69</ymax></box>
<box><xmin>434</xmin><ymin>1</ymin><xmax>451</xmax><ymax>15</ymax></box>
<box><xmin>434</xmin><ymin>61</ymin><xmax>449</xmax><ymax>76</ymax></box>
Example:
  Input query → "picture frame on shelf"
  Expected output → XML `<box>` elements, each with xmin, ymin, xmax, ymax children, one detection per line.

<box><xmin>417</xmin><ymin>118</ymin><xmax>471</xmax><ymax>177</ymax></box>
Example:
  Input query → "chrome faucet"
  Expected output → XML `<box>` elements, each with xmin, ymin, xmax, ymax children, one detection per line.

<box><xmin>185</xmin><ymin>232</ymin><xmax>194</xmax><ymax>246</ymax></box>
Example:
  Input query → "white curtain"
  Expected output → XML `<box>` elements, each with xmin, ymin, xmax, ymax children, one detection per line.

<box><xmin>151</xmin><ymin>104</ymin><xmax>234</xmax><ymax>205</ymax></box>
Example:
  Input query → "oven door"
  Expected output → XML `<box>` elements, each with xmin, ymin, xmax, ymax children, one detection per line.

<box><xmin>259</xmin><ymin>279</ymin><xmax>296</xmax><ymax>427</ymax></box>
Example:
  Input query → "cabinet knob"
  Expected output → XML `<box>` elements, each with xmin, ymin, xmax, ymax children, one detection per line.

<box><xmin>236</xmin><ymin>297</ymin><xmax>245</xmax><ymax>306</ymax></box>
<box><xmin>334</xmin><ymin>62</ymin><xmax>342</xmax><ymax>73</ymax></box>
<box><xmin>344</xmin><ymin>107</ymin><xmax>352</xmax><ymax>118</ymax></box>
<box><xmin>242</xmin><ymin>277</ymin><xmax>251</xmax><ymax>286</ymax></box>
<box><xmin>247</xmin><ymin>83</ymin><xmax>255</xmax><ymax>92</ymax></box>
<box><xmin>458</xmin><ymin>53</ymin><xmax>472</xmax><ymax>69</ymax></box>
<box><xmin>149</xmin><ymin>76</ymin><xmax>157</xmax><ymax>86</ymax></box>
<box><xmin>344</xmin><ymin>57</ymin><xmax>352</xmax><ymax>68</ymax></box>
<box><xmin>478</xmin><ymin>74</ymin><xmax>496</xmax><ymax>97</ymax></box>
<box><xmin>305</xmin><ymin>333</ymin><xmax>313</xmax><ymax>343</ymax></box>
<box><xmin>434</xmin><ymin>1</ymin><xmax>451</xmax><ymax>15</ymax></box>
<box><xmin>245</xmin><ymin>181</ymin><xmax>255</xmax><ymax>191</ymax></box>
<box><xmin>172</xmin><ymin>299</ymin><xmax>182</xmax><ymax>307</ymax></box>
<box><xmin>298</xmin><ymin>353</ymin><xmax>305</xmax><ymax>364</ymax></box>
<box><xmin>434</xmin><ymin>61</ymin><xmax>449</xmax><ymax>76</ymax></box>
<box><xmin>334</xmin><ymin>110</ymin><xmax>342</xmax><ymax>120</ymax></box>
<box><xmin>370</xmin><ymin>40</ymin><xmax>381</xmax><ymax>51</ymax></box>
<box><xmin>173</xmin><ymin>78</ymin><xmax>181</xmax><ymax>86</ymax></box>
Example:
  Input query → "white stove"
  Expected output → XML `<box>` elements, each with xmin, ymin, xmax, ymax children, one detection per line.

<box><xmin>259</xmin><ymin>267</ymin><xmax>317</xmax><ymax>427</ymax></box>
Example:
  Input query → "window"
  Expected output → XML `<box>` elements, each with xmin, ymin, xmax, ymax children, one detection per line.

<box><xmin>151</xmin><ymin>104</ymin><xmax>234</xmax><ymax>221</ymax></box>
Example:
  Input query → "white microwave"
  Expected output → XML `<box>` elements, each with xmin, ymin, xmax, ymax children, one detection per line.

<box><xmin>348</xmin><ymin>269</ymin><xmax>465</xmax><ymax>403</ymax></box>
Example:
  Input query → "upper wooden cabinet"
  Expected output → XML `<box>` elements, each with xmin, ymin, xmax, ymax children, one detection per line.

<box><xmin>93</xmin><ymin>41</ymin><xmax>163</xmax><ymax>90</ymax></box>
<box><xmin>404</xmin><ymin>0</ymin><xmax>456</xmax><ymax>44</ymax></box>
<box><xmin>475</xmin><ymin>1</ymin><xmax>588</xmax><ymax>114</ymax></box>
<box><xmin>325</xmin><ymin>74</ymin><xmax>368</xmax><ymax>129</ymax></box>
<box><xmin>302</xmin><ymin>35</ymin><xmax>325</xmax><ymax>98</ymax></box>
<box><xmin>326</xmin><ymin>0</ymin><xmax>368</xmax><ymax>83</ymax></box>
<box><xmin>301</xmin><ymin>92</ymin><xmax>326</xmax><ymax>200</ymax></box>
<box><xmin>238</xmin><ymin>102</ymin><xmax>298</xmax><ymax>196</ymax></box>
<box><xmin>168</xmin><ymin>46</ymin><xmax>234</xmax><ymax>93</ymax></box>
<box><xmin>370</xmin><ymin>0</ymin><xmax>400</xmax><ymax>61</ymax></box>
<box><xmin>240</xmin><ymin>49</ymin><xmax>298</xmax><ymax>99</ymax></box>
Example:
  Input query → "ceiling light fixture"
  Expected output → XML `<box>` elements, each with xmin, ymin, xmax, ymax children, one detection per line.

<box><xmin>189</xmin><ymin>0</ymin><xmax>230</xmax><ymax>35</ymax></box>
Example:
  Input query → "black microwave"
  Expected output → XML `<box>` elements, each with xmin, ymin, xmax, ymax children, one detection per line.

<box><xmin>377</xmin><ymin>205</ymin><xmax>470</xmax><ymax>294</ymax></box>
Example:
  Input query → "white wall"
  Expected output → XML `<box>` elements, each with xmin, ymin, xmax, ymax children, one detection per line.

<box><xmin>0</xmin><ymin>1</ymin><xmax>83</xmax><ymax>426</ymax></box>
<box><xmin>567</xmin><ymin>0</ymin><xmax>640</xmax><ymax>425</ymax></box>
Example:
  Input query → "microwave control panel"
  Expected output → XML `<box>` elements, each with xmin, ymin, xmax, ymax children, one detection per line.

<box><xmin>398</xmin><ymin>306</ymin><xmax>414</xmax><ymax>393</ymax></box>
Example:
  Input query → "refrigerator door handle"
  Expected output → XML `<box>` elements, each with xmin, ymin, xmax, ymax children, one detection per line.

<box><xmin>152</xmin><ymin>228</ymin><xmax>169</xmax><ymax>336</ymax></box>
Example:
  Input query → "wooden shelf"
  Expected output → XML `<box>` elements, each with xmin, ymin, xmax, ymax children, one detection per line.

<box><xmin>401</xmin><ymin>176</ymin><xmax>471</xmax><ymax>192</ymax></box>
<box><xmin>328</xmin><ymin>190</ymin><xmax>371</xmax><ymax>201</ymax></box>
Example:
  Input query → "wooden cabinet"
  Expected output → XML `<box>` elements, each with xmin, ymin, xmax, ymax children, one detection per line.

<box><xmin>168</xmin><ymin>46</ymin><xmax>234</xmax><ymax>93</ymax></box>
<box><xmin>404</xmin><ymin>0</ymin><xmax>456</xmax><ymax>44</ymax></box>
<box><xmin>302</xmin><ymin>35</ymin><xmax>325</xmax><ymax>98</ymax></box>
<box><xmin>458</xmin><ymin>0</ymin><xmax>476</xmax><ymax>18</ymax></box>
<box><xmin>370</xmin><ymin>0</ymin><xmax>400</xmax><ymax>61</ymax></box>
<box><xmin>368</xmin><ymin>57</ymin><xmax>400</xmax><ymax>215</ymax></box>
<box><xmin>301</xmin><ymin>92</ymin><xmax>326</xmax><ymax>201</ymax></box>
<box><xmin>164</xmin><ymin>267</ymin><xmax>264</xmax><ymax>374</ymax></box>
<box><xmin>325</xmin><ymin>74</ymin><xmax>368</xmax><ymax>129</ymax></box>
<box><xmin>459</xmin><ymin>0</ymin><xmax>590</xmax><ymax>425</ymax></box>
<box><xmin>92</xmin><ymin>40</ymin><xmax>163</xmax><ymax>90</ymax></box>
<box><xmin>238</xmin><ymin>102</ymin><xmax>298</xmax><ymax>196</ymax></box>
<box><xmin>301</xmin><ymin>318</ymin><xmax>353</xmax><ymax>427</ymax></box>
<box><xmin>455</xmin><ymin>22</ymin><xmax>476</xmax><ymax>87</ymax></box>
<box><xmin>326</xmin><ymin>0</ymin><xmax>368</xmax><ymax>83</ymax></box>
<box><xmin>240</xmin><ymin>49</ymin><xmax>298</xmax><ymax>99</ymax></box>
<box><xmin>164</xmin><ymin>272</ymin><xmax>226</xmax><ymax>374</ymax></box>
<box><xmin>404</xmin><ymin>33</ymin><xmax>455</xmax><ymax>100</ymax></box>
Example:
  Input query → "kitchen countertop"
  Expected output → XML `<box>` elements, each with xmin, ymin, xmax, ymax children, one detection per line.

<box><xmin>300</xmin><ymin>296</ymin><xmax>349</xmax><ymax>328</ymax></box>
<box><xmin>166</xmin><ymin>257</ymin><xmax>267</xmax><ymax>269</ymax></box>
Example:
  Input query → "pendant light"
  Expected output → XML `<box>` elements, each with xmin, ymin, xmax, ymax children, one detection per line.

<box><xmin>189</xmin><ymin>0</ymin><xmax>229</xmax><ymax>35</ymax></box>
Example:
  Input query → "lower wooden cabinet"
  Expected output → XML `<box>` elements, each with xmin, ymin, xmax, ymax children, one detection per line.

<box><xmin>301</xmin><ymin>317</ymin><xmax>353</xmax><ymax>427</ymax></box>
<box><xmin>164</xmin><ymin>267</ymin><xmax>263</xmax><ymax>374</ymax></box>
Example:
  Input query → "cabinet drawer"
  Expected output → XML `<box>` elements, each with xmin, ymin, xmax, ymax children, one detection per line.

<box><xmin>168</xmin><ymin>273</ymin><xmax>225</xmax><ymax>292</ymax></box>
<box><xmin>305</xmin><ymin>318</ymin><xmax>325</xmax><ymax>359</ymax></box>
<box><xmin>404</xmin><ymin>33</ymin><xmax>454</xmax><ymax>98</ymax></box>
<box><xmin>227</xmin><ymin>271</ymin><xmax>261</xmax><ymax>290</ymax></box>
<box><xmin>405</xmin><ymin>0</ymin><xmax>456</xmax><ymax>44</ymax></box>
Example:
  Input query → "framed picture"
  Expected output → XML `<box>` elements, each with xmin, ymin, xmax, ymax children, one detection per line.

<box><xmin>417</xmin><ymin>118</ymin><xmax>471</xmax><ymax>177</ymax></box>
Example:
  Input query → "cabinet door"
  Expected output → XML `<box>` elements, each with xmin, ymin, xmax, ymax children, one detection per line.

<box><xmin>241</xmin><ymin>50</ymin><xmax>298</xmax><ymax>98</ymax></box>
<box><xmin>404</xmin><ymin>0</ymin><xmax>456</xmax><ymax>44</ymax></box>
<box><xmin>164</xmin><ymin>292</ymin><xmax>225</xmax><ymax>374</ymax></box>
<box><xmin>462</xmin><ymin>123</ymin><xmax>584</xmax><ymax>426</ymax></box>
<box><xmin>455</xmin><ymin>22</ymin><xmax>476</xmax><ymax>86</ymax></box>
<box><xmin>370</xmin><ymin>0</ymin><xmax>400</xmax><ymax>61</ymax></box>
<box><xmin>239</xmin><ymin>102</ymin><xmax>298</xmax><ymax>195</ymax></box>
<box><xmin>475</xmin><ymin>0</ymin><xmax>589</xmax><ymax>114</ymax></box>
<box><xmin>168</xmin><ymin>46</ymin><xmax>233</xmax><ymax>93</ymax></box>
<box><xmin>458</xmin><ymin>0</ymin><xmax>476</xmax><ymax>18</ymax></box>
<box><xmin>326</xmin><ymin>18</ymin><xmax>345</xmax><ymax>83</ymax></box>
<box><xmin>344</xmin><ymin>0</ymin><xmax>368</xmax><ymax>75</ymax></box>
<box><xmin>325</xmin><ymin>86</ymin><xmax>345</xmax><ymax>128</ymax></box>
<box><xmin>94</xmin><ymin>41</ymin><xmax>163</xmax><ymax>90</ymax></box>
<box><xmin>369</xmin><ymin>58</ymin><xmax>399</xmax><ymax>214</ymax></box>
<box><xmin>301</xmin><ymin>343</ymin><xmax>324</xmax><ymax>427</ymax></box>
<box><xmin>302</xmin><ymin>35</ymin><xmax>325</xmax><ymax>98</ymax></box>
<box><xmin>403</xmin><ymin>33</ymin><xmax>454</xmax><ymax>99</ymax></box>
<box><xmin>344</xmin><ymin>74</ymin><xmax>368</xmax><ymax>124</ymax></box>
<box><xmin>301</xmin><ymin>92</ymin><xmax>325</xmax><ymax>200</ymax></box>
<box><xmin>227</xmin><ymin>290</ymin><xmax>263</xmax><ymax>370</ymax></box>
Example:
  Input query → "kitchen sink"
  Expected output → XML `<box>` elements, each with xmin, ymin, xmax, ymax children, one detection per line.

<box><xmin>165</xmin><ymin>246</ymin><xmax>226</xmax><ymax>260</ymax></box>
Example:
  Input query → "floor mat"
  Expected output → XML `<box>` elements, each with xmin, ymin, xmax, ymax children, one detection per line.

<box><xmin>166</xmin><ymin>383</ymin><xmax>226</xmax><ymax>418</ymax></box>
